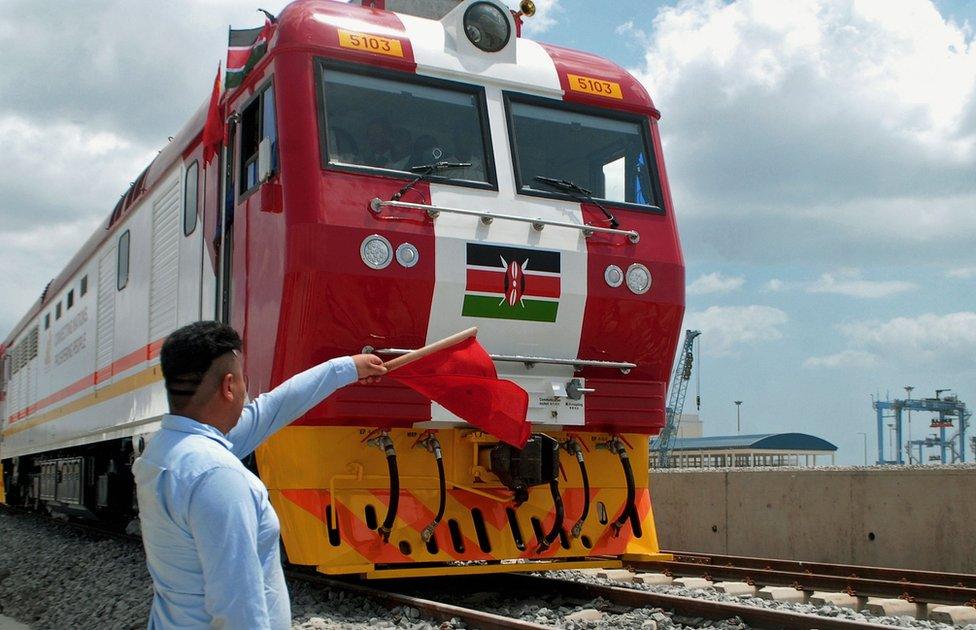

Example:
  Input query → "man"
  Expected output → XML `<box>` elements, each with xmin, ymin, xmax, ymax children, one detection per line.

<box><xmin>133</xmin><ymin>321</ymin><xmax>386</xmax><ymax>629</ymax></box>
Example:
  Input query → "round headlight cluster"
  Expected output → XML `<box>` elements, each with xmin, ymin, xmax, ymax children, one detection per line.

<box><xmin>463</xmin><ymin>2</ymin><xmax>511</xmax><ymax>53</ymax></box>
<box><xmin>361</xmin><ymin>235</ymin><xmax>421</xmax><ymax>269</ymax></box>
<box><xmin>626</xmin><ymin>264</ymin><xmax>652</xmax><ymax>294</ymax></box>
<box><xmin>360</xmin><ymin>234</ymin><xmax>393</xmax><ymax>269</ymax></box>
<box><xmin>605</xmin><ymin>263</ymin><xmax>652</xmax><ymax>294</ymax></box>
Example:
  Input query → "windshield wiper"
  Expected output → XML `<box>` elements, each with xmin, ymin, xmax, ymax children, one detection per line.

<box><xmin>534</xmin><ymin>176</ymin><xmax>620</xmax><ymax>229</ymax></box>
<box><xmin>391</xmin><ymin>161</ymin><xmax>471</xmax><ymax>201</ymax></box>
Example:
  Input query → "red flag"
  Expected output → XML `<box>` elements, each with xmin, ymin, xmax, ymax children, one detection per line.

<box><xmin>202</xmin><ymin>64</ymin><xmax>222</xmax><ymax>165</ymax></box>
<box><xmin>389</xmin><ymin>336</ymin><xmax>530</xmax><ymax>448</ymax></box>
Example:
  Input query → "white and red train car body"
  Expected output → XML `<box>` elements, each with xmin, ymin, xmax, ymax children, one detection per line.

<box><xmin>1</xmin><ymin>0</ymin><xmax>684</xmax><ymax>577</ymax></box>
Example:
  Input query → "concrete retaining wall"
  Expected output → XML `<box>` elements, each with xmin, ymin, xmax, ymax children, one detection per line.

<box><xmin>649</xmin><ymin>468</ymin><xmax>976</xmax><ymax>573</ymax></box>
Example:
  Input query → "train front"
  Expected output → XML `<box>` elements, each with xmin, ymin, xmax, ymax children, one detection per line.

<box><xmin>250</xmin><ymin>0</ymin><xmax>684</xmax><ymax>577</ymax></box>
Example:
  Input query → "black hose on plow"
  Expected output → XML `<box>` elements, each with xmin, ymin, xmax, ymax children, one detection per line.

<box><xmin>610</xmin><ymin>440</ymin><xmax>636</xmax><ymax>538</ymax></box>
<box><xmin>376</xmin><ymin>434</ymin><xmax>399</xmax><ymax>543</ymax></box>
<box><xmin>560</xmin><ymin>438</ymin><xmax>590</xmax><ymax>539</ymax></box>
<box><xmin>419</xmin><ymin>435</ymin><xmax>446</xmax><ymax>543</ymax></box>
<box><xmin>537</xmin><ymin>477</ymin><xmax>565</xmax><ymax>552</ymax></box>
<box><xmin>572</xmin><ymin>457</ymin><xmax>590</xmax><ymax>538</ymax></box>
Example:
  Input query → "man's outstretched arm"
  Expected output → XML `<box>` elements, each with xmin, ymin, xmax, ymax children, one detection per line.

<box><xmin>227</xmin><ymin>354</ymin><xmax>385</xmax><ymax>458</ymax></box>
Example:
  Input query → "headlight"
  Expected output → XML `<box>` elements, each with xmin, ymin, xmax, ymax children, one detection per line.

<box><xmin>604</xmin><ymin>265</ymin><xmax>623</xmax><ymax>288</ymax></box>
<box><xmin>360</xmin><ymin>234</ymin><xmax>393</xmax><ymax>269</ymax></box>
<box><xmin>625</xmin><ymin>263</ymin><xmax>652</xmax><ymax>294</ymax></box>
<box><xmin>396</xmin><ymin>243</ymin><xmax>419</xmax><ymax>268</ymax></box>
<box><xmin>463</xmin><ymin>2</ymin><xmax>511</xmax><ymax>53</ymax></box>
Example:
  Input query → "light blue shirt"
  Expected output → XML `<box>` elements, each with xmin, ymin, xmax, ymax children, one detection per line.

<box><xmin>133</xmin><ymin>357</ymin><xmax>358</xmax><ymax>629</ymax></box>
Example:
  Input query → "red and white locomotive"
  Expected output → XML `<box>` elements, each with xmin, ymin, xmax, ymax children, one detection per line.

<box><xmin>0</xmin><ymin>0</ymin><xmax>685</xmax><ymax>577</ymax></box>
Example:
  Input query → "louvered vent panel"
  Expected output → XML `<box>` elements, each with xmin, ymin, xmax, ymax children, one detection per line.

<box><xmin>149</xmin><ymin>177</ymin><xmax>181</xmax><ymax>341</ymax></box>
<box><xmin>96</xmin><ymin>247</ymin><xmax>117</xmax><ymax>372</ymax></box>
<box><xmin>28</xmin><ymin>327</ymin><xmax>38</xmax><ymax>360</ymax></box>
<box><xmin>8</xmin><ymin>370</ymin><xmax>16</xmax><ymax>419</ymax></box>
<box><xmin>14</xmin><ymin>364</ymin><xmax>23</xmax><ymax>417</ymax></box>
<box><xmin>25</xmin><ymin>362</ymin><xmax>33</xmax><ymax>417</ymax></box>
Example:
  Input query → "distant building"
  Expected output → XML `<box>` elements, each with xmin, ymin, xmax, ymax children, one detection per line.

<box><xmin>653</xmin><ymin>433</ymin><xmax>838</xmax><ymax>469</ymax></box>
<box><xmin>676</xmin><ymin>413</ymin><xmax>702</xmax><ymax>438</ymax></box>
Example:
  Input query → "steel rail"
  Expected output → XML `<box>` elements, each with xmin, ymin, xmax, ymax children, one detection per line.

<box><xmin>0</xmin><ymin>509</ymin><xmax>930</xmax><ymax>629</ymax></box>
<box><xmin>664</xmin><ymin>550</ymin><xmax>976</xmax><ymax>590</ymax></box>
<box><xmin>508</xmin><ymin>575</ymin><xmax>894</xmax><ymax>630</ymax></box>
<box><xmin>370</xmin><ymin>347</ymin><xmax>637</xmax><ymax>373</ymax></box>
<box><xmin>370</xmin><ymin>197</ymin><xmax>641</xmax><ymax>243</ymax></box>
<box><xmin>6</xmin><ymin>508</ymin><xmax>541</xmax><ymax>630</ymax></box>
<box><xmin>287</xmin><ymin>570</ymin><xmax>549</xmax><ymax>630</ymax></box>
<box><xmin>632</xmin><ymin>559</ymin><xmax>976</xmax><ymax>606</ymax></box>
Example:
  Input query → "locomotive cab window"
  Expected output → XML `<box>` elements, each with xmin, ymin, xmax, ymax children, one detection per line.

<box><xmin>318</xmin><ymin>63</ymin><xmax>494</xmax><ymax>188</ymax></box>
<box><xmin>238</xmin><ymin>85</ymin><xmax>277</xmax><ymax>195</ymax></box>
<box><xmin>506</xmin><ymin>94</ymin><xmax>663</xmax><ymax>212</ymax></box>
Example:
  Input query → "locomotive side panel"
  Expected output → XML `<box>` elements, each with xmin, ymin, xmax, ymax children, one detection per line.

<box><xmin>1</xmin><ymin>155</ymin><xmax>212</xmax><ymax>518</ymax></box>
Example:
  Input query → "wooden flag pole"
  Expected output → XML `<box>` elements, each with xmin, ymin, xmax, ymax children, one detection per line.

<box><xmin>383</xmin><ymin>327</ymin><xmax>478</xmax><ymax>372</ymax></box>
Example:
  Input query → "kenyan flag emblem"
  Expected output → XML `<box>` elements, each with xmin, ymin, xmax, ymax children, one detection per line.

<box><xmin>461</xmin><ymin>243</ymin><xmax>560</xmax><ymax>322</ymax></box>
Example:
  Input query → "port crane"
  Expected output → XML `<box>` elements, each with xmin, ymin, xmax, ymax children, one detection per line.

<box><xmin>873</xmin><ymin>390</ymin><xmax>970</xmax><ymax>464</ymax></box>
<box><xmin>651</xmin><ymin>329</ymin><xmax>701</xmax><ymax>468</ymax></box>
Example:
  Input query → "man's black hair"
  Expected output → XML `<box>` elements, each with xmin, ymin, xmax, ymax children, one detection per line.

<box><xmin>160</xmin><ymin>321</ymin><xmax>242</xmax><ymax>406</ymax></box>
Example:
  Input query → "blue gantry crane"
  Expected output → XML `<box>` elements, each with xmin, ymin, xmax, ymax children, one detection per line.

<box><xmin>651</xmin><ymin>329</ymin><xmax>701</xmax><ymax>468</ymax></box>
<box><xmin>873</xmin><ymin>390</ymin><xmax>970</xmax><ymax>464</ymax></box>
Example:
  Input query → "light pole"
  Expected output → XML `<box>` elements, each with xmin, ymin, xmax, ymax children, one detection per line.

<box><xmin>904</xmin><ymin>385</ymin><xmax>914</xmax><ymax>462</ymax></box>
<box><xmin>856</xmin><ymin>432</ymin><xmax>868</xmax><ymax>466</ymax></box>
<box><xmin>887</xmin><ymin>422</ymin><xmax>895</xmax><ymax>460</ymax></box>
<box><xmin>734</xmin><ymin>400</ymin><xmax>743</xmax><ymax>434</ymax></box>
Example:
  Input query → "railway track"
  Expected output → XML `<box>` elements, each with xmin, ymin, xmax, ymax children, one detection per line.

<box><xmin>286</xmin><ymin>569</ymin><xmax>549</xmax><ymax>630</ymax></box>
<box><xmin>0</xmin><ymin>509</ymin><xmax>953</xmax><ymax>628</ymax></box>
<box><xmin>39</xmin><ymin>511</ymin><xmax>913</xmax><ymax>629</ymax></box>
<box><xmin>631</xmin><ymin>551</ymin><xmax>976</xmax><ymax>607</ymax></box>
<box><xmin>289</xmin><ymin>570</ymin><xmax>896</xmax><ymax>629</ymax></box>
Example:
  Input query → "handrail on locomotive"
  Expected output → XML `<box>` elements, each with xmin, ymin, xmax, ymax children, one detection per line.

<box><xmin>370</xmin><ymin>198</ymin><xmax>642</xmax><ymax>243</ymax></box>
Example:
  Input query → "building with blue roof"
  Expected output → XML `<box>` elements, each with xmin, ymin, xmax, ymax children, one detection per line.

<box><xmin>654</xmin><ymin>433</ymin><xmax>838</xmax><ymax>468</ymax></box>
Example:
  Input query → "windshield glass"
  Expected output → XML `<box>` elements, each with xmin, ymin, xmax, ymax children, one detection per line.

<box><xmin>320</xmin><ymin>67</ymin><xmax>492</xmax><ymax>185</ymax></box>
<box><xmin>508</xmin><ymin>99</ymin><xmax>659</xmax><ymax>209</ymax></box>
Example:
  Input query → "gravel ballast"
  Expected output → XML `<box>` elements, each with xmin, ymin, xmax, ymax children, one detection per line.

<box><xmin>0</xmin><ymin>510</ymin><xmax>450</xmax><ymax>629</ymax></box>
<box><xmin>0</xmin><ymin>509</ymin><xmax>973</xmax><ymax>629</ymax></box>
<box><xmin>548</xmin><ymin>570</ymin><xmax>965</xmax><ymax>630</ymax></box>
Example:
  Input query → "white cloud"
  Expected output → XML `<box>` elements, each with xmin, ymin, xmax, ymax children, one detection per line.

<box><xmin>616</xmin><ymin>19</ymin><xmax>649</xmax><ymax>41</ymax></box>
<box><xmin>837</xmin><ymin>312</ymin><xmax>976</xmax><ymax>366</ymax></box>
<box><xmin>808</xmin><ymin>311</ymin><xmax>976</xmax><ymax>370</ymax></box>
<box><xmin>687</xmin><ymin>272</ymin><xmax>745</xmax><ymax>295</ymax></box>
<box><xmin>630</xmin><ymin>0</ymin><xmax>976</xmax><ymax>266</ymax></box>
<box><xmin>806</xmin><ymin>269</ymin><xmax>916</xmax><ymax>298</ymax></box>
<box><xmin>763</xmin><ymin>279</ymin><xmax>787</xmax><ymax>292</ymax></box>
<box><xmin>0</xmin><ymin>115</ymin><xmax>157</xmax><ymax>231</ymax></box>
<box><xmin>684</xmin><ymin>305</ymin><xmax>788</xmax><ymax>356</ymax></box>
<box><xmin>803</xmin><ymin>350</ymin><xmax>878</xmax><ymax>369</ymax></box>
<box><xmin>763</xmin><ymin>270</ymin><xmax>915</xmax><ymax>297</ymax></box>
<box><xmin>946</xmin><ymin>267</ymin><xmax>976</xmax><ymax>279</ymax></box>
<box><xmin>0</xmin><ymin>218</ymin><xmax>103</xmax><ymax>335</ymax></box>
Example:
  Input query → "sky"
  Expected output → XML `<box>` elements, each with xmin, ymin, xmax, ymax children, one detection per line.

<box><xmin>1</xmin><ymin>0</ymin><xmax>973</xmax><ymax>465</ymax></box>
